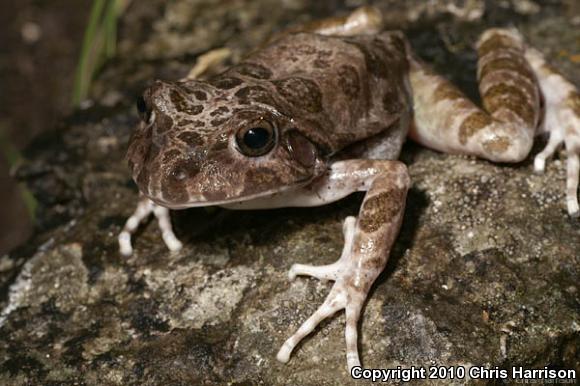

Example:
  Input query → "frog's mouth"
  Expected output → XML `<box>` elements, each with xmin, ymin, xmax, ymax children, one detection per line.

<box><xmin>145</xmin><ymin>177</ymin><xmax>315</xmax><ymax>210</ymax></box>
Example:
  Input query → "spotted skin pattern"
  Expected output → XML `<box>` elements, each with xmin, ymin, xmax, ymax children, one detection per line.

<box><xmin>119</xmin><ymin>6</ymin><xmax>580</xmax><ymax>372</ymax></box>
<box><xmin>126</xmin><ymin>28</ymin><xmax>410</xmax><ymax>209</ymax></box>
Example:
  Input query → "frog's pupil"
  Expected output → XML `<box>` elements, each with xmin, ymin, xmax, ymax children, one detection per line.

<box><xmin>244</xmin><ymin>127</ymin><xmax>270</xmax><ymax>149</ymax></box>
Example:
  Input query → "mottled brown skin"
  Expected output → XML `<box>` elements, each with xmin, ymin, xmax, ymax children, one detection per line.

<box><xmin>358</xmin><ymin>187</ymin><xmax>406</xmax><ymax>233</ymax></box>
<box><xmin>127</xmin><ymin>31</ymin><xmax>410</xmax><ymax>208</ymax></box>
<box><xmin>458</xmin><ymin>111</ymin><xmax>494</xmax><ymax>145</ymax></box>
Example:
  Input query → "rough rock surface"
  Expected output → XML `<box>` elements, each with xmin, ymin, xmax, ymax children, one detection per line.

<box><xmin>1</xmin><ymin>1</ymin><xmax>579</xmax><ymax>385</ymax></box>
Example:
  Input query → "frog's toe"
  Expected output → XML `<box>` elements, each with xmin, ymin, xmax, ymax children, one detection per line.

<box><xmin>543</xmin><ymin>141</ymin><xmax>580</xmax><ymax>217</ymax></box>
<box><xmin>276</xmin><ymin>285</ymin><xmax>347</xmax><ymax>364</ymax></box>
<box><xmin>287</xmin><ymin>216</ymin><xmax>356</xmax><ymax>281</ymax></box>
<box><xmin>163</xmin><ymin>231</ymin><xmax>183</xmax><ymax>252</ymax></box>
<box><xmin>288</xmin><ymin>262</ymin><xmax>339</xmax><ymax>281</ymax></box>
<box><xmin>566</xmin><ymin>152</ymin><xmax>579</xmax><ymax>217</ymax></box>
<box><xmin>153</xmin><ymin>205</ymin><xmax>183</xmax><ymax>252</ymax></box>
<box><xmin>118</xmin><ymin>197</ymin><xmax>183</xmax><ymax>255</ymax></box>
<box><xmin>118</xmin><ymin>197</ymin><xmax>155</xmax><ymax>256</ymax></box>
<box><xmin>533</xmin><ymin>132</ymin><xmax>562</xmax><ymax>173</ymax></box>
<box><xmin>345</xmin><ymin>300</ymin><xmax>363</xmax><ymax>372</ymax></box>
<box><xmin>118</xmin><ymin>232</ymin><xmax>134</xmax><ymax>256</ymax></box>
<box><xmin>568</xmin><ymin>200</ymin><xmax>579</xmax><ymax>218</ymax></box>
<box><xmin>277</xmin><ymin>281</ymin><xmax>366</xmax><ymax>371</ymax></box>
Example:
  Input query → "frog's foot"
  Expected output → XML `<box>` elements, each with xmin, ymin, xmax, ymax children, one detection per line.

<box><xmin>277</xmin><ymin>216</ymin><xmax>365</xmax><ymax>370</ymax></box>
<box><xmin>276</xmin><ymin>280</ymin><xmax>364</xmax><ymax>371</ymax></box>
<box><xmin>288</xmin><ymin>216</ymin><xmax>356</xmax><ymax>281</ymax></box>
<box><xmin>118</xmin><ymin>196</ymin><xmax>183</xmax><ymax>256</ymax></box>
<box><xmin>275</xmin><ymin>161</ymin><xmax>409</xmax><ymax>371</ymax></box>
<box><xmin>526</xmin><ymin>48</ymin><xmax>580</xmax><ymax>217</ymax></box>
<box><xmin>533</xmin><ymin>103</ymin><xmax>580</xmax><ymax>217</ymax></box>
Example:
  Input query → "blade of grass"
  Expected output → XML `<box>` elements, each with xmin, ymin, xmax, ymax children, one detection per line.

<box><xmin>73</xmin><ymin>0</ymin><xmax>107</xmax><ymax>106</ymax></box>
<box><xmin>104</xmin><ymin>0</ymin><xmax>118</xmax><ymax>58</ymax></box>
<box><xmin>73</xmin><ymin>0</ymin><xmax>131</xmax><ymax>106</ymax></box>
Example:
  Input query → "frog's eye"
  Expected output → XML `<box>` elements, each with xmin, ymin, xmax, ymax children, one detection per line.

<box><xmin>236</xmin><ymin>121</ymin><xmax>276</xmax><ymax>157</ymax></box>
<box><xmin>136</xmin><ymin>95</ymin><xmax>152</xmax><ymax>123</ymax></box>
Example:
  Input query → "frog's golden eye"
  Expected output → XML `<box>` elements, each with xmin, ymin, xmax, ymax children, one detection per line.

<box><xmin>235</xmin><ymin>120</ymin><xmax>276</xmax><ymax>157</ymax></box>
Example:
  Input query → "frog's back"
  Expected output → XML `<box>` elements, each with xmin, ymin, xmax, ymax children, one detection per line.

<box><xmin>222</xmin><ymin>31</ymin><xmax>411</xmax><ymax>157</ymax></box>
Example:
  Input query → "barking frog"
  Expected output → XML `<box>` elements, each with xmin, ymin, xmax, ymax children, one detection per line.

<box><xmin>118</xmin><ymin>6</ymin><xmax>580</xmax><ymax>371</ymax></box>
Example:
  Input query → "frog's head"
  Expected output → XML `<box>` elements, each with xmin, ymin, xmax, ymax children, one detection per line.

<box><xmin>127</xmin><ymin>79</ymin><xmax>324</xmax><ymax>208</ymax></box>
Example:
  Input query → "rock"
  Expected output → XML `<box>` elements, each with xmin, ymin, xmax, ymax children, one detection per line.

<box><xmin>1</xmin><ymin>1</ymin><xmax>578</xmax><ymax>385</ymax></box>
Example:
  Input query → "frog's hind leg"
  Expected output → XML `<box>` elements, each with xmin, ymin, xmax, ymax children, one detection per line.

<box><xmin>275</xmin><ymin>160</ymin><xmax>410</xmax><ymax>371</ymax></box>
<box><xmin>409</xmin><ymin>28</ymin><xmax>580</xmax><ymax>216</ymax></box>
<box><xmin>409</xmin><ymin>28</ymin><xmax>540</xmax><ymax>163</ymax></box>
<box><xmin>524</xmin><ymin>48</ymin><xmax>580</xmax><ymax>216</ymax></box>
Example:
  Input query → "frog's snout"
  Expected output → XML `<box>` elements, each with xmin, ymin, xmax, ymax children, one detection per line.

<box><xmin>136</xmin><ymin>80</ymin><xmax>170</xmax><ymax>124</ymax></box>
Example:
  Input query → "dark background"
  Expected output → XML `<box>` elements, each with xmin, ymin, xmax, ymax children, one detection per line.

<box><xmin>0</xmin><ymin>0</ymin><xmax>92</xmax><ymax>255</ymax></box>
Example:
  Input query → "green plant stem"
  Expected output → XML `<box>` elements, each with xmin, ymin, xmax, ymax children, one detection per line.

<box><xmin>73</xmin><ymin>0</ymin><xmax>107</xmax><ymax>105</ymax></box>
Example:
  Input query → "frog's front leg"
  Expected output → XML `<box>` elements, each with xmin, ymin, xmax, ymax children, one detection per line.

<box><xmin>272</xmin><ymin>160</ymin><xmax>410</xmax><ymax>371</ymax></box>
<box><xmin>118</xmin><ymin>195</ymin><xmax>183</xmax><ymax>256</ymax></box>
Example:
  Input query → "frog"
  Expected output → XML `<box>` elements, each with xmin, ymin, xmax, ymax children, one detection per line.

<box><xmin>117</xmin><ymin>6</ymin><xmax>580</xmax><ymax>371</ymax></box>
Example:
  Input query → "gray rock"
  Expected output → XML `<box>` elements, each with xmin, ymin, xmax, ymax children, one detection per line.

<box><xmin>1</xmin><ymin>1</ymin><xmax>578</xmax><ymax>385</ymax></box>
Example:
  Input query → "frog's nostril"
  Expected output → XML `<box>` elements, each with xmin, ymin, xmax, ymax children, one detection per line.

<box><xmin>136</xmin><ymin>95</ymin><xmax>152</xmax><ymax>122</ymax></box>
